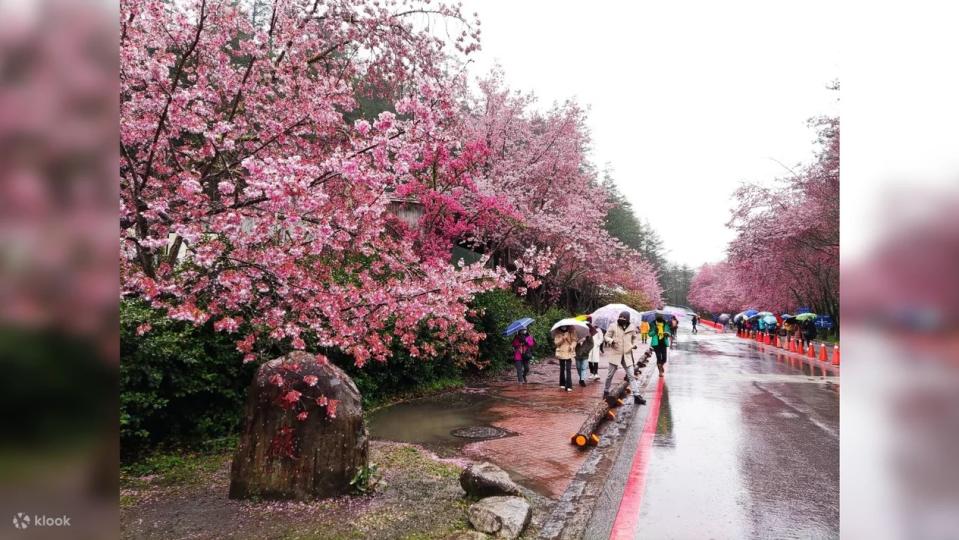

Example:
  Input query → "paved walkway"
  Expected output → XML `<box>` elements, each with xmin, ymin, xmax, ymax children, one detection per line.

<box><xmin>465</xmin><ymin>349</ymin><xmax>644</xmax><ymax>498</ymax></box>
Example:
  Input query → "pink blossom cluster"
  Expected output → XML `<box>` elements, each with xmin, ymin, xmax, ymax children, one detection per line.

<box><xmin>461</xmin><ymin>72</ymin><xmax>663</xmax><ymax>305</ymax></box>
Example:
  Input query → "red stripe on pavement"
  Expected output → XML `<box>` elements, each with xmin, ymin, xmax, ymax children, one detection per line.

<box><xmin>609</xmin><ymin>376</ymin><xmax>665</xmax><ymax>540</ymax></box>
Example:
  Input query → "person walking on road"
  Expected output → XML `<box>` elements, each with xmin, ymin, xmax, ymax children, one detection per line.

<box><xmin>511</xmin><ymin>329</ymin><xmax>535</xmax><ymax>384</ymax></box>
<box><xmin>691</xmin><ymin>314</ymin><xmax>699</xmax><ymax>334</ymax></box>
<box><xmin>640</xmin><ymin>319</ymin><xmax>650</xmax><ymax>344</ymax></box>
<box><xmin>801</xmin><ymin>318</ymin><xmax>817</xmax><ymax>349</ymax></box>
<box><xmin>574</xmin><ymin>326</ymin><xmax>594</xmax><ymax>388</ymax></box>
<box><xmin>602</xmin><ymin>312</ymin><xmax>646</xmax><ymax>405</ymax></box>
<box><xmin>669</xmin><ymin>316</ymin><xmax>679</xmax><ymax>349</ymax></box>
<box><xmin>650</xmin><ymin>313</ymin><xmax>672</xmax><ymax>377</ymax></box>
<box><xmin>586</xmin><ymin>316</ymin><xmax>603</xmax><ymax>381</ymax></box>
<box><xmin>554</xmin><ymin>326</ymin><xmax>576</xmax><ymax>392</ymax></box>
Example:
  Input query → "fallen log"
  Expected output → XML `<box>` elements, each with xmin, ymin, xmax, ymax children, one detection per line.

<box><xmin>570</xmin><ymin>378</ymin><xmax>629</xmax><ymax>448</ymax></box>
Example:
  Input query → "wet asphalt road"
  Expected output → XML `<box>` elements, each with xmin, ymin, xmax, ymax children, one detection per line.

<box><xmin>622</xmin><ymin>329</ymin><xmax>839</xmax><ymax>539</ymax></box>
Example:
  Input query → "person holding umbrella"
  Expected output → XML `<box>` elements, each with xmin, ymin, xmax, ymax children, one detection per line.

<box><xmin>602</xmin><ymin>311</ymin><xmax>646</xmax><ymax>405</ymax></box>
<box><xmin>505</xmin><ymin>318</ymin><xmax>535</xmax><ymax>384</ymax></box>
<box><xmin>798</xmin><ymin>313</ymin><xmax>818</xmax><ymax>348</ymax></box>
<box><xmin>511</xmin><ymin>328</ymin><xmax>535</xmax><ymax>384</ymax></box>
<box><xmin>553</xmin><ymin>325</ymin><xmax>577</xmax><ymax>392</ymax></box>
<box><xmin>650</xmin><ymin>313</ymin><xmax>672</xmax><ymax>377</ymax></box>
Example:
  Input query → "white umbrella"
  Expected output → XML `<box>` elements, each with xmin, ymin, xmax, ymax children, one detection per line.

<box><xmin>550</xmin><ymin>318</ymin><xmax>590</xmax><ymax>340</ymax></box>
<box><xmin>590</xmin><ymin>303</ymin><xmax>644</xmax><ymax>331</ymax></box>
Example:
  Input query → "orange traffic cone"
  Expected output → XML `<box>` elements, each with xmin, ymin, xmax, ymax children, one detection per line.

<box><xmin>776</xmin><ymin>335</ymin><xmax>782</xmax><ymax>348</ymax></box>
<box><xmin>818</xmin><ymin>343</ymin><xmax>828</xmax><ymax>362</ymax></box>
<box><xmin>832</xmin><ymin>345</ymin><xmax>840</xmax><ymax>366</ymax></box>
<box><xmin>807</xmin><ymin>343</ymin><xmax>816</xmax><ymax>358</ymax></box>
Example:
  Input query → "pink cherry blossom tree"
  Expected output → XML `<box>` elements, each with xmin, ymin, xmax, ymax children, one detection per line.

<box><xmin>690</xmin><ymin>117</ymin><xmax>838</xmax><ymax>324</ymax></box>
<box><xmin>459</xmin><ymin>71</ymin><xmax>662</xmax><ymax>309</ymax></box>
<box><xmin>121</xmin><ymin>0</ymin><xmax>663</xmax><ymax>400</ymax></box>
<box><xmin>121</xmin><ymin>0</ymin><xmax>502</xmax><ymax>380</ymax></box>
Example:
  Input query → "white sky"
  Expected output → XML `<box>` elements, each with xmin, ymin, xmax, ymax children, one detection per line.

<box><xmin>458</xmin><ymin>0</ymin><xmax>838</xmax><ymax>268</ymax></box>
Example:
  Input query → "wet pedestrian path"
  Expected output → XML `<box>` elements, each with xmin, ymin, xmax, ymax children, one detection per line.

<box><xmin>369</xmin><ymin>352</ymin><xmax>638</xmax><ymax>498</ymax></box>
<box><xmin>613</xmin><ymin>329</ymin><xmax>839</xmax><ymax>539</ymax></box>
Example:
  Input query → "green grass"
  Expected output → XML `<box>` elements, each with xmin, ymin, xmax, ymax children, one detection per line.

<box><xmin>121</xmin><ymin>444</ymin><xmax>233</xmax><ymax>488</ymax></box>
<box><xmin>376</xmin><ymin>445</ymin><xmax>461</xmax><ymax>480</ymax></box>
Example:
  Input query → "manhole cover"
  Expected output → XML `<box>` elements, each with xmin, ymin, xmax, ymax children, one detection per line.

<box><xmin>450</xmin><ymin>426</ymin><xmax>508</xmax><ymax>440</ymax></box>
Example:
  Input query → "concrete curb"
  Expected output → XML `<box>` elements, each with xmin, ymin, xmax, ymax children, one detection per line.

<box><xmin>537</xmin><ymin>366</ymin><xmax>658</xmax><ymax>539</ymax></box>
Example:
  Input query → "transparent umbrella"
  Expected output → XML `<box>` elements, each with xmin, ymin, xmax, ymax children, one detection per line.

<box><xmin>590</xmin><ymin>304</ymin><xmax>644</xmax><ymax>331</ymax></box>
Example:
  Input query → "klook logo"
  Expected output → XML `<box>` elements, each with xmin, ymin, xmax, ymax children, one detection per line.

<box><xmin>11</xmin><ymin>512</ymin><xmax>70</xmax><ymax>530</ymax></box>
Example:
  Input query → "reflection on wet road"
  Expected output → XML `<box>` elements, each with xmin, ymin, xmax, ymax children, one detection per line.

<box><xmin>632</xmin><ymin>331</ymin><xmax>839</xmax><ymax>539</ymax></box>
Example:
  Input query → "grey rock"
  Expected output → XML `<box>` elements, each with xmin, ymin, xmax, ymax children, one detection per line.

<box><xmin>459</xmin><ymin>462</ymin><xmax>521</xmax><ymax>497</ymax></box>
<box><xmin>467</xmin><ymin>496</ymin><xmax>531</xmax><ymax>539</ymax></box>
<box><xmin>444</xmin><ymin>531</ymin><xmax>489</xmax><ymax>540</ymax></box>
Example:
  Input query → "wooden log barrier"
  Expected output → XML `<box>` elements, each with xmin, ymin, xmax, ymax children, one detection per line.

<box><xmin>571</xmin><ymin>378</ymin><xmax>630</xmax><ymax>448</ymax></box>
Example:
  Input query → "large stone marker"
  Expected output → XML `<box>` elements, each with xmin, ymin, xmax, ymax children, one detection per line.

<box><xmin>229</xmin><ymin>351</ymin><xmax>368</xmax><ymax>500</ymax></box>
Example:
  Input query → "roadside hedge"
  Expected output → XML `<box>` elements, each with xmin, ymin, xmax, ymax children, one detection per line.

<box><xmin>120</xmin><ymin>300</ymin><xmax>256</xmax><ymax>459</ymax></box>
<box><xmin>470</xmin><ymin>289</ymin><xmax>573</xmax><ymax>365</ymax></box>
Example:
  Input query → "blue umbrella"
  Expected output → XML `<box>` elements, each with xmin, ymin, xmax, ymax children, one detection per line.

<box><xmin>503</xmin><ymin>317</ymin><xmax>535</xmax><ymax>337</ymax></box>
<box><xmin>504</xmin><ymin>317</ymin><xmax>535</xmax><ymax>336</ymax></box>
<box><xmin>641</xmin><ymin>310</ymin><xmax>677</xmax><ymax>323</ymax></box>
<box><xmin>744</xmin><ymin>309</ymin><xmax>759</xmax><ymax>317</ymax></box>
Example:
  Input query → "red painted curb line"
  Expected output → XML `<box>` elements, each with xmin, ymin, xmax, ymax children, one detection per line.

<box><xmin>609</xmin><ymin>375</ymin><xmax>665</xmax><ymax>539</ymax></box>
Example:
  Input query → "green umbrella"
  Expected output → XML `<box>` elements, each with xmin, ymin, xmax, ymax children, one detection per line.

<box><xmin>794</xmin><ymin>312</ymin><xmax>817</xmax><ymax>321</ymax></box>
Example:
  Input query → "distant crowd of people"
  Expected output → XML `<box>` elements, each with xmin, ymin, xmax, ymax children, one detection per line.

<box><xmin>733</xmin><ymin>315</ymin><xmax>818</xmax><ymax>348</ymax></box>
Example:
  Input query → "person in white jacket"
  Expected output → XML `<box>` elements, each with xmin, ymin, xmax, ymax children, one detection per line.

<box><xmin>602</xmin><ymin>312</ymin><xmax>646</xmax><ymax>405</ymax></box>
<box><xmin>586</xmin><ymin>316</ymin><xmax>603</xmax><ymax>381</ymax></box>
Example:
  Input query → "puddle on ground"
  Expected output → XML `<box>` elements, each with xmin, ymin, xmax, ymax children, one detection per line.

<box><xmin>367</xmin><ymin>390</ymin><xmax>507</xmax><ymax>456</ymax></box>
